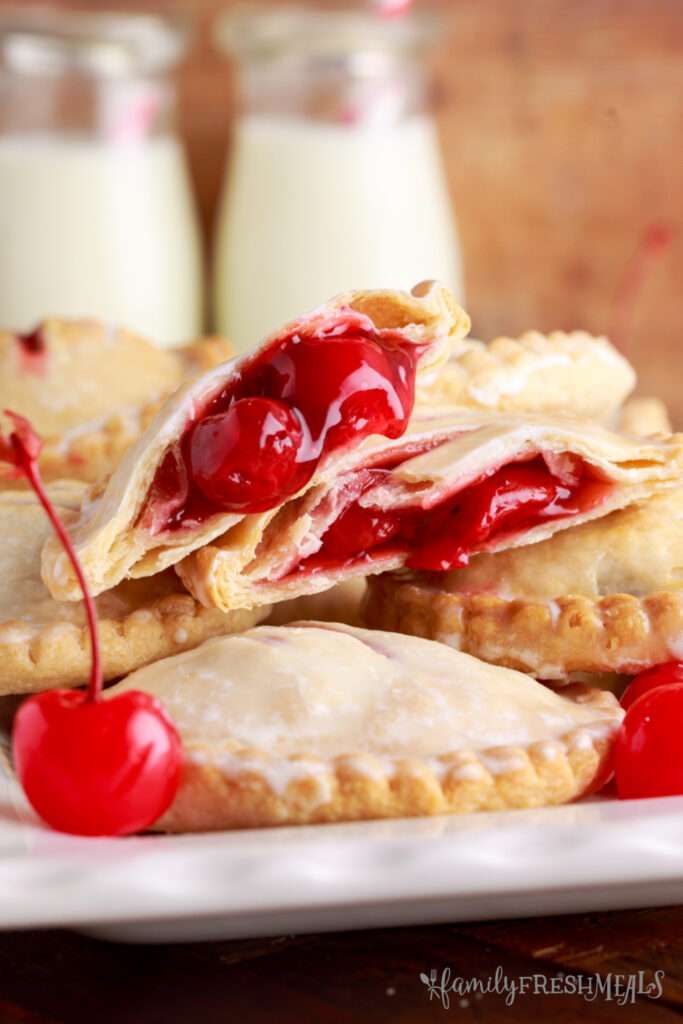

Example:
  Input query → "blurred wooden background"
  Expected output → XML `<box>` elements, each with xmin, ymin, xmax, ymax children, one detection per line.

<box><xmin>4</xmin><ymin>0</ymin><xmax>682</xmax><ymax>422</ymax></box>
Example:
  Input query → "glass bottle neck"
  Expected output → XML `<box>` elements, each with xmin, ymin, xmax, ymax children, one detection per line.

<box><xmin>236</xmin><ymin>53</ymin><xmax>431</xmax><ymax>126</ymax></box>
<box><xmin>0</xmin><ymin>69</ymin><xmax>178</xmax><ymax>141</ymax></box>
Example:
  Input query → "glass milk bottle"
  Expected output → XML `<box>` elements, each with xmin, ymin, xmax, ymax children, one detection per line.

<box><xmin>213</xmin><ymin>5</ymin><xmax>463</xmax><ymax>352</ymax></box>
<box><xmin>0</xmin><ymin>10</ymin><xmax>203</xmax><ymax>347</ymax></box>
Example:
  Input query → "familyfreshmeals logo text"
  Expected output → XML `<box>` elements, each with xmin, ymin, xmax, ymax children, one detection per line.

<box><xmin>419</xmin><ymin>965</ymin><xmax>665</xmax><ymax>1009</ymax></box>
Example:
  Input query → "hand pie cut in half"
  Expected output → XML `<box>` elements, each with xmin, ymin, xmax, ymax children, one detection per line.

<box><xmin>43</xmin><ymin>383</ymin><xmax>683</xmax><ymax>615</ymax></box>
<box><xmin>0</xmin><ymin>319</ymin><xmax>233</xmax><ymax>486</ymax></box>
<box><xmin>366</xmin><ymin>488</ymin><xmax>683</xmax><ymax>680</ymax></box>
<box><xmin>417</xmin><ymin>329</ymin><xmax>636</xmax><ymax>421</ymax></box>
<box><xmin>108</xmin><ymin>622</ymin><xmax>623</xmax><ymax>831</ymax></box>
<box><xmin>0</xmin><ymin>483</ymin><xmax>267</xmax><ymax>695</ymax></box>
<box><xmin>42</xmin><ymin>283</ymin><xmax>469</xmax><ymax>597</ymax></box>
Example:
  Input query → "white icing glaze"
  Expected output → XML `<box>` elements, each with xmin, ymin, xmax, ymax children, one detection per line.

<box><xmin>191</xmin><ymin>751</ymin><xmax>335</xmax><ymax>804</ymax></box>
<box><xmin>667</xmin><ymin>635</ymin><xmax>683</xmax><ymax>660</ymax></box>
<box><xmin>468</xmin><ymin>352</ymin><xmax>572</xmax><ymax>406</ymax></box>
<box><xmin>111</xmin><ymin>623</ymin><xmax>622</xmax><ymax>762</ymax></box>
<box><xmin>451</xmin><ymin>762</ymin><xmax>486</xmax><ymax>781</ymax></box>
<box><xmin>536</xmin><ymin>741</ymin><xmax>563</xmax><ymax>761</ymax></box>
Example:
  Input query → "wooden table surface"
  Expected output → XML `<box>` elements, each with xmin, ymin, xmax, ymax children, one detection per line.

<box><xmin>0</xmin><ymin>908</ymin><xmax>680</xmax><ymax>1022</ymax></box>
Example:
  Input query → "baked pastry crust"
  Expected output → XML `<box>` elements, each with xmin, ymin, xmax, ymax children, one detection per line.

<box><xmin>616</xmin><ymin>396</ymin><xmax>672</xmax><ymax>437</ymax></box>
<box><xmin>0</xmin><ymin>318</ymin><xmax>182</xmax><ymax>436</ymax></box>
<box><xmin>107</xmin><ymin>622</ymin><xmax>623</xmax><ymax>831</ymax></box>
<box><xmin>417</xmin><ymin>330</ymin><xmax>635</xmax><ymax>420</ymax></box>
<box><xmin>267</xmin><ymin>579</ymin><xmax>367</xmax><ymax>628</ymax></box>
<box><xmin>0</xmin><ymin>321</ymin><xmax>233</xmax><ymax>487</ymax></box>
<box><xmin>365</xmin><ymin>488</ymin><xmax>683</xmax><ymax>679</ymax></box>
<box><xmin>0</xmin><ymin>484</ymin><xmax>267</xmax><ymax>694</ymax></box>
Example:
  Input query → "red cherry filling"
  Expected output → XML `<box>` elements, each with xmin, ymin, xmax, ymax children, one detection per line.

<box><xmin>615</xmin><ymin>681</ymin><xmax>683</xmax><ymax>800</ymax></box>
<box><xmin>259</xmin><ymin>334</ymin><xmax>414</xmax><ymax>448</ymax></box>
<box><xmin>620</xmin><ymin>662</ymin><xmax>683</xmax><ymax>711</ymax></box>
<box><xmin>300</xmin><ymin>456</ymin><xmax>611</xmax><ymax>574</ymax></box>
<box><xmin>190</xmin><ymin>398</ymin><xmax>306</xmax><ymax>513</ymax></box>
<box><xmin>142</xmin><ymin>313</ymin><xmax>424</xmax><ymax>531</ymax></box>
<box><xmin>15</xmin><ymin>326</ymin><xmax>46</xmax><ymax>374</ymax></box>
<box><xmin>1</xmin><ymin>410</ymin><xmax>182</xmax><ymax>836</ymax></box>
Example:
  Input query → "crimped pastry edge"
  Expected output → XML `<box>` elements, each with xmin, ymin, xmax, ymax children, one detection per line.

<box><xmin>154</xmin><ymin>685</ymin><xmax>620</xmax><ymax>832</ymax></box>
<box><xmin>365</xmin><ymin>574</ymin><xmax>683</xmax><ymax>680</ymax></box>
<box><xmin>0</xmin><ymin>596</ymin><xmax>269</xmax><ymax>695</ymax></box>
<box><xmin>417</xmin><ymin>329</ymin><xmax>635</xmax><ymax>418</ymax></box>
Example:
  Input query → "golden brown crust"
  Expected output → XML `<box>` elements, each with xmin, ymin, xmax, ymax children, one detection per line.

<box><xmin>0</xmin><ymin>333</ymin><xmax>234</xmax><ymax>489</ymax></box>
<box><xmin>156</xmin><ymin>685</ymin><xmax>617</xmax><ymax>832</ymax></box>
<box><xmin>417</xmin><ymin>329</ymin><xmax>635</xmax><ymax>420</ymax></box>
<box><xmin>365</xmin><ymin>574</ymin><xmax>683</xmax><ymax>680</ymax></box>
<box><xmin>616</xmin><ymin>396</ymin><xmax>672</xmax><ymax>437</ymax></box>
<box><xmin>0</xmin><ymin>589</ymin><xmax>268</xmax><ymax>696</ymax></box>
<box><xmin>0</xmin><ymin>482</ymin><xmax>267</xmax><ymax>695</ymax></box>
<box><xmin>0</xmin><ymin>318</ymin><xmax>183</xmax><ymax>436</ymax></box>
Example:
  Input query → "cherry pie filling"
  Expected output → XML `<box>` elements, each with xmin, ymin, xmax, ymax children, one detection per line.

<box><xmin>140</xmin><ymin>311</ymin><xmax>427</xmax><ymax>533</ymax></box>
<box><xmin>292</xmin><ymin>454</ymin><xmax>614</xmax><ymax>575</ymax></box>
<box><xmin>138</xmin><ymin>313</ymin><xmax>614</xmax><ymax>571</ymax></box>
<box><xmin>15</xmin><ymin>326</ymin><xmax>46</xmax><ymax>373</ymax></box>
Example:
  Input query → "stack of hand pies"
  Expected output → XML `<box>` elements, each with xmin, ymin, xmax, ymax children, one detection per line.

<box><xmin>3</xmin><ymin>283</ymin><xmax>679</xmax><ymax>832</ymax></box>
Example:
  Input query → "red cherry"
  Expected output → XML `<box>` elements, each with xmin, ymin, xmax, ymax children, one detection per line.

<box><xmin>615</xmin><ymin>683</ymin><xmax>683</xmax><ymax>799</ymax></box>
<box><xmin>620</xmin><ymin>662</ymin><xmax>683</xmax><ymax>710</ymax></box>
<box><xmin>0</xmin><ymin>409</ymin><xmax>183</xmax><ymax>836</ymax></box>
<box><xmin>189</xmin><ymin>397</ymin><xmax>307</xmax><ymax>513</ymax></box>
<box><xmin>13</xmin><ymin>690</ymin><xmax>181</xmax><ymax>836</ymax></box>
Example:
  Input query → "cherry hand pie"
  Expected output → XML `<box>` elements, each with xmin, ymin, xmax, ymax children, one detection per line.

<box><xmin>366</xmin><ymin>487</ymin><xmax>683</xmax><ymax>680</ymax></box>
<box><xmin>417</xmin><ymin>329</ymin><xmax>636</xmax><ymax>421</ymax></box>
<box><xmin>107</xmin><ymin>622</ymin><xmax>623</xmax><ymax>831</ymax></box>
<box><xmin>0</xmin><ymin>483</ymin><xmax>268</xmax><ymax>694</ymax></box>
<box><xmin>42</xmin><ymin>283</ymin><xmax>470</xmax><ymax>599</ymax></box>
<box><xmin>0</xmin><ymin>319</ymin><xmax>233</xmax><ymax>486</ymax></box>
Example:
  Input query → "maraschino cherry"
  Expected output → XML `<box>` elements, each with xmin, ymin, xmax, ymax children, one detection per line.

<box><xmin>620</xmin><ymin>661</ymin><xmax>683</xmax><ymax>710</ymax></box>
<box><xmin>615</xmin><ymin>661</ymin><xmax>683</xmax><ymax>800</ymax></box>
<box><xmin>3</xmin><ymin>411</ymin><xmax>182</xmax><ymax>836</ymax></box>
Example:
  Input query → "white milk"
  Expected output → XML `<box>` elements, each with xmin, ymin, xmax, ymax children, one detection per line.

<box><xmin>0</xmin><ymin>135</ymin><xmax>203</xmax><ymax>347</ymax></box>
<box><xmin>213</xmin><ymin>115</ymin><xmax>463</xmax><ymax>351</ymax></box>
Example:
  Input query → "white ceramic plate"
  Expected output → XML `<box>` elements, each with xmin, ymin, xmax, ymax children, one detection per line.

<box><xmin>2</xmin><ymin>753</ymin><xmax>683</xmax><ymax>944</ymax></box>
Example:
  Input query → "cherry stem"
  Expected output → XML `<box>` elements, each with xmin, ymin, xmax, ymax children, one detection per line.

<box><xmin>24</xmin><ymin>459</ymin><xmax>103</xmax><ymax>702</ymax></box>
